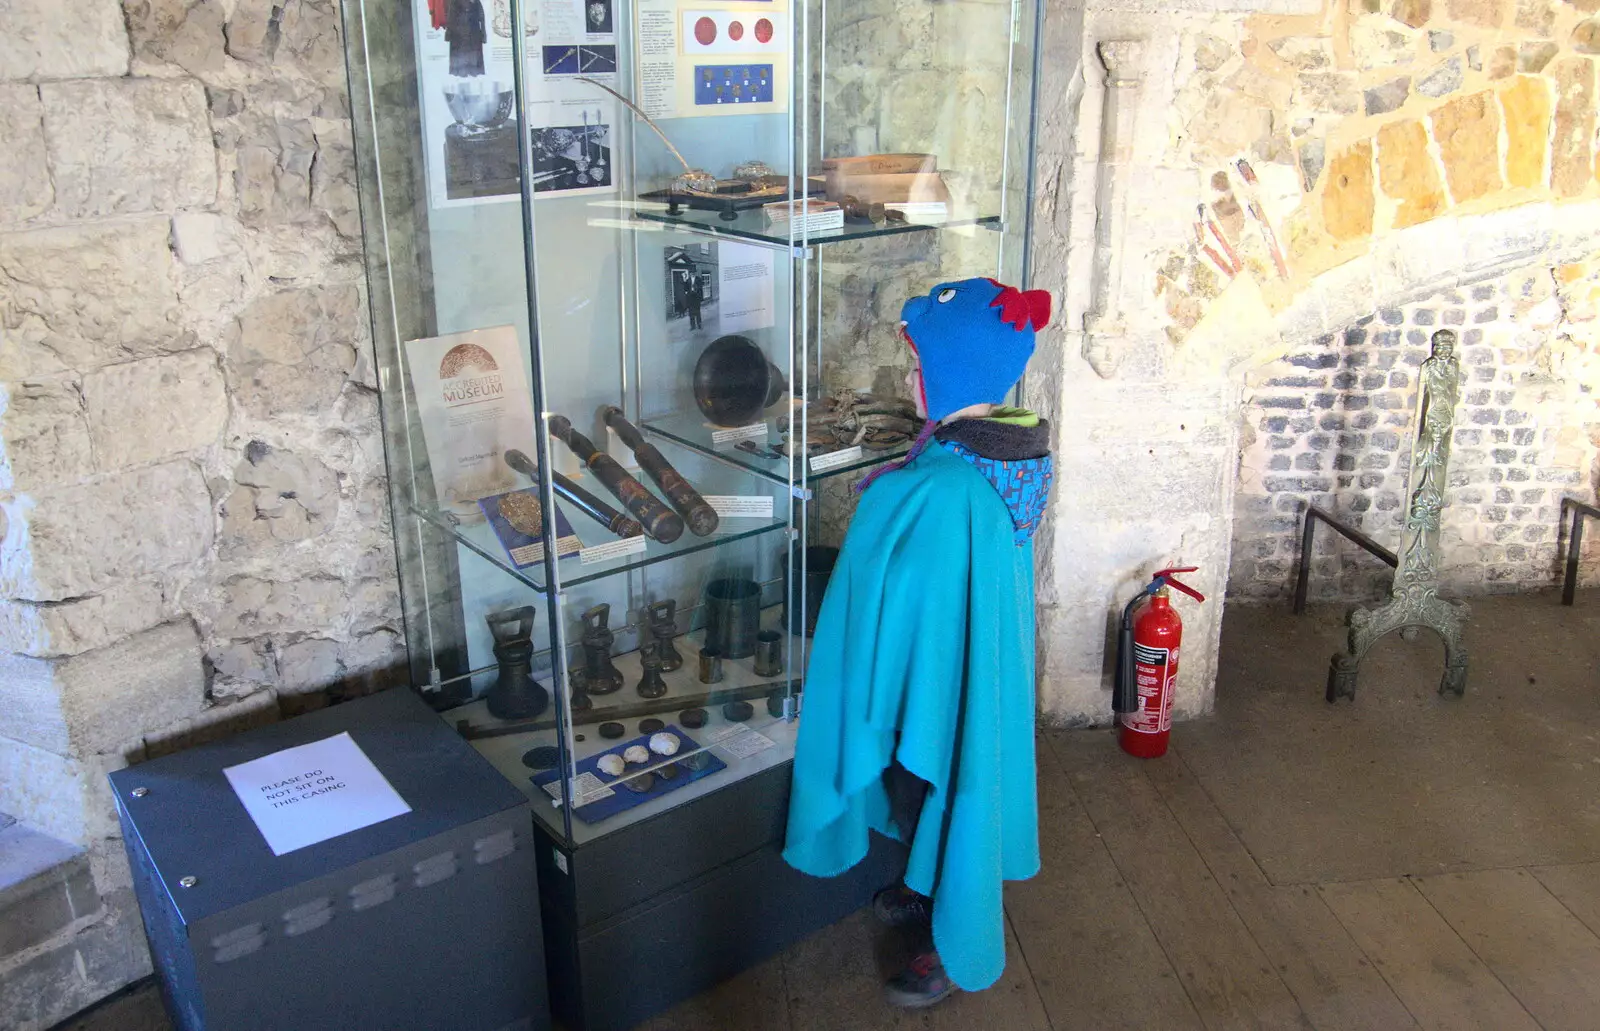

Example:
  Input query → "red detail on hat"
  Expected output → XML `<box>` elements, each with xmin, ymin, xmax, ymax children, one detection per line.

<box><xmin>988</xmin><ymin>283</ymin><xmax>1052</xmax><ymax>332</ymax></box>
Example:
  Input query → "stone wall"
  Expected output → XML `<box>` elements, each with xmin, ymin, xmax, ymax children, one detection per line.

<box><xmin>1232</xmin><ymin>259</ymin><xmax>1600</xmax><ymax>601</ymax></box>
<box><xmin>0</xmin><ymin>3</ymin><xmax>396</xmax><ymax>1027</ymax></box>
<box><xmin>1025</xmin><ymin>0</ymin><xmax>1600</xmax><ymax>726</ymax></box>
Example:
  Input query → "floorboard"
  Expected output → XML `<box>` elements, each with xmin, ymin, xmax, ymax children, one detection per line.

<box><xmin>1007</xmin><ymin>733</ymin><xmax>1203</xmax><ymax>1031</ymax></box>
<box><xmin>1415</xmin><ymin>868</ymin><xmax>1600</xmax><ymax>1031</ymax></box>
<box><xmin>1318</xmin><ymin>877</ymin><xmax>1540</xmax><ymax>1031</ymax></box>
<box><xmin>1149</xmin><ymin>753</ymin><xmax>1417</xmax><ymax>1031</ymax></box>
<box><xmin>1053</xmin><ymin>734</ymin><xmax>1311</xmax><ymax>1031</ymax></box>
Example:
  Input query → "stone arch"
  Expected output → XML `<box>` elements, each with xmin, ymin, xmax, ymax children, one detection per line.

<box><xmin>1176</xmin><ymin>199</ymin><xmax>1600</xmax><ymax>377</ymax></box>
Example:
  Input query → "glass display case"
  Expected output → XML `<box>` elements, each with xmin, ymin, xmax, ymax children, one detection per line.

<box><xmin>339</xmin><ymin>0</ymin><xmax>1039</xmax><ymax>1025</ymax></box>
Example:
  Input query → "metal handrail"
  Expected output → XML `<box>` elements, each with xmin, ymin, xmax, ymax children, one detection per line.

<box><xmin>1293</xmin><ymin>504</ymin><xmax>1398</xmax><ymax>615</ymax></box>
<box><xmin>1561</xmin><ymin>498</ymin><xmax>1600</xmax><ymax>606</ymax></box>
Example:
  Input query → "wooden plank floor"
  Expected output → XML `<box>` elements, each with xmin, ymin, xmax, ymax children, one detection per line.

<box><xmin>61</xmin><ymin>594</ymin><xmax>1600</xmax><ymax>1031</ymax></box>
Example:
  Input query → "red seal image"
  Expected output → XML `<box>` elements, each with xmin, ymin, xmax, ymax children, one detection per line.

<box><xmin>694</xmin><ymin>16</ymin><xmax>716</xmax><ymax>45</ymax></box>
<box><xmin>728</xmin><ymin>19</ymin><xmax>744</xmax><ymax>41</ymax></box>
<box><xmin>754</xmin><ymin>18</ymin><xmax>773</xmax><ymax>43</ymax></box>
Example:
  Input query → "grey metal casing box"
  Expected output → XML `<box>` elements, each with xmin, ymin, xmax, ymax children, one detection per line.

<box><xmin>110</xmin><ymin>688</ymin><xmax>548</xmax><ymax>1031</ymax></box>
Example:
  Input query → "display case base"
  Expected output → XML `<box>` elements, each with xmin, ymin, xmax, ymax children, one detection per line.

<box><xmin>532</xmin><ymin>760</ymin><xmax>906</xmax><ymax>1031</ymax></box>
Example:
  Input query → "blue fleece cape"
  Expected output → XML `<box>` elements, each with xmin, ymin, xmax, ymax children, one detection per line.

<box><xmin>783</xmin><ymin>443</ymin><xmax>1041</xmax><ymax>992</ymax></box>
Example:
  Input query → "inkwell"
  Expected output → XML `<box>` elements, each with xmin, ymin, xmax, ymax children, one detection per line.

<box><xmin>484</xmin><ymin>607</ymin><xmax>549</xmax><ymax>720</ymax></box>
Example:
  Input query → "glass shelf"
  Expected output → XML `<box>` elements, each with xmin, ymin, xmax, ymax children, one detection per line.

<box><xmin>630</xmin><ymin>202</ymin><xmax>1002</xmax><ymax>249</ymax></box>
<box><xmin>643</xmin><ymin>409</ymin><xmax>914</xmax><ymax>486</ymax></box>
<box><xmin>409</xmin><ymin>476</ymin><xmax>790</xmax><ymax>593</ymax></box>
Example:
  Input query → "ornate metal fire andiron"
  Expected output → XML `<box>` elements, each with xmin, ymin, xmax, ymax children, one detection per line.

<box><xmin>1328</xmin><ymin>329</ymin><xmax>1471</xmax><ymax>702</ymax></box>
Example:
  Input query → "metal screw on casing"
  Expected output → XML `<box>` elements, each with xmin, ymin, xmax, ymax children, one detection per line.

<box><xmin>179</xmin><ymin>876</ymin><xmax>197</xmax><ymax>888</ymax></box>
<box><xmin>131</xmin><ymin>787</ymin><xmax>149</xmax><ymax>797</ymax></box>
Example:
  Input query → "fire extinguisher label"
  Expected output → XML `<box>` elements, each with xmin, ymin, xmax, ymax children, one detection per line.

<box><xmin>1123</xmin><ymin>644</ymin><xmax>1178</xmax><ymax>735</ymax></box>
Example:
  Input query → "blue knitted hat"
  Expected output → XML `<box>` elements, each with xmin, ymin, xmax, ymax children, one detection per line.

<box><xmin>901</xmin><ymin>277</ymin><xmax>1052</xmax><ymax>422</ymax></box>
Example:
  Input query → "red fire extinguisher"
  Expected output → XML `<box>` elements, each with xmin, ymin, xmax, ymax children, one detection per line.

<box><xmin>1113</xmin><ymin>566</ymin><xmax>1205</xmax><ymax>759</ymax></box>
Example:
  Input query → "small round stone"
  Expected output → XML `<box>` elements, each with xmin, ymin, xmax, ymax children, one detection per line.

<box><xmin>599</xmin><ymin>722</ymin><xmax>626</xmax><ymax>739</ymax></box>
<box><xmin>639</xmin><ymin>718</ymin><xmax>665</xmax><ymax>734</ymax></box>
<box><xmin>679</xmin><ymin>708</ymin><xmax>708</xmax><ymax>729</ymax></box>
<box><xmin>620</xmin><ymin>772</ymin><xmax>656</xmax><ymax>793</ymax></box>
<box><xmin>597</xmin><ymin>753</ymin><xmax>626</xmax><ymax>777</ymax></box>
<box><xmin>722</xmin><ymin>700</ymin><xmax>754</xmax><ymax>722</ymax></box>
<box><xmin>521</xmin><ymin>745</ymin><xmax>561</xmax><ymax>770</ymax></box>
<box><xmin>623</xmin><ymin>744</ymin><xmax>651</xmax><ymax>764</ymax></box>
<box><xmin>649</xmin><ymin>732</ymin><xmax>680</xmax><ymax>756</ymax></box>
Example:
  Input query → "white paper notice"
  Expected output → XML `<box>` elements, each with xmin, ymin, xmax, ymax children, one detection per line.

<box><xmin>717</xmin><ymin>243</ymin><xmax>775</xmax><ymax>333</ymax></box>
<box><xmin>810</xmin><ymin>445</ymin><xmax>864</xmax><ymax>473</ymax></box>
<box><xmin>637</xmin><ymin>2</ymin><xmax>679</xmax><ymax>119</ymax></box>
<box><xmin>223</xmin><ymin>733</ymin><xmax>412</xmax><ymax>857</ymax></box>
<box><xmin>718</xmin><ymin>729</ymin><xmax>777</xmax><ymax>759</ymax></box>
<box><xmin>705</xmin><ymin>495</ymin><xmax>775</xmax><ymax>518</ymax></box>
<box><xmin>579</xmin><ymin>535</ymin><xmax>649</xmax><ymax>565</ymax></box>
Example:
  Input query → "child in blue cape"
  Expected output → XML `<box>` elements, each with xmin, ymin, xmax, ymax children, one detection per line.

<box><xmin>784</xmin><ymin>277</ymin><xmax>1053</xmax><ymax>1008</ymax></box>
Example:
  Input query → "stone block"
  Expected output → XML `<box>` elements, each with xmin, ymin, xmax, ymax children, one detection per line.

<box><xmin>1296</xmin><ymin>72</ymin><xmax>1361</xmax><ymax>114</ymax></box>
<box><xmin>1488</xmin><ymin>45</ymin><xmax>1517</xmax><ymax>78</ymax></box>
<box><xmin>82</xmin><ymin>350</ymin><xmax>227</xmax><ymax>471</ymax></box>
<box><xmin>0</xmin><ymin>580</ymin><xmax>169</xmax><ymax>660</ymax></box>
<box><xmin>0</xmin><ymin>219</ymin><xmax>184</xmax><ymax>379</ymax></box>
<box><xmin>1515</xmin><ymin>0</ymin><xmax>1556</xmax><ymax>32</ymax></box>
<box><xmin>0</xmin><ymin>84</ymin><xmax>51</xmax><ymax>224</ymax></box>
<box><xmin>39</xmin><ymin>79</ymin><xmax>216</xmax><ymax>221</ymax></box>
<box><xmin>1323</xmin><ymin>141</ymin><xmax>1375</xmax><ymax>242</ymax></box>
<box><xmin>0</xmin><ymin>0</ymin><xmax>129</xmax><ymax>82</ymax></box>
<box><xmin>125</xmin><ymin>0</ymin><xmax>228</xmax><ymax>77</ymax></box>
<box><xmin>211</xmin><ymin>575</ymin><xmax>349</xmax><ymax>637</ymax></box>
<box><xmin>1365</xmin><ymin>76</ymin><xmax>1412</xmax><ymax>114</ymax></box>
<box><xmin>0</xmin><ymin>375</ymin><xmax>93</xmax><ymax>492</ymax></box>
<box><xmin>0</xmin><ymin>461</ymin><xmax>212</xmax><ymax>602</ymax></box>
<box><xmin>0</xmin><ymin>738</ymin><xmax>90</xmax><ymax>845</ymax></box>
<box><xmin>1499</xmin><ymin>76</ymin><xmax>1552</xmax><ymax>189</ymax></box>
<box><xmin>221</xmin><ymin>445</ymin><xmax>341</xmax><ymax>549</ymax></box>
<box><xmin>0</xmin><ymin>830</ymin><xmax>97</xmax><ymax>960</ymax></box>
<box><xmin>0</xmin><ymin>887</ymin><xmax>150</xmax><ymax>1031</ymax></box>
<box><xmin>1349</xmin><ymin>15</ymin><xmax>1418</xmax><ymax>70</ymax></box>
<box><xmin>1519</xmin><ymin>42</ymin><xmax>1559</xmax><ymax>72</ymax></box>
<box><xmin>1418</xmin><ymin>58</ymin><xmax>1462</xmax><ymax>97</ymax></box>
<box><xmin>229</xmin><ymin>285</ymin><xmax>362</xmax><ymax>418</ymax></box>
<box><xmin>140</xmin><ymin>689</ymin><xmax>280</xmax><ymax>761</ymax></box>
<box><xmin>1377</xmin><ymin>119</ymin><xmax>1448</xmax><ymax>228</ymax></box>
<box><xmin>1549</xmin><ymin>58</ymin><xmax>1598</xmax><ymax>196</ymax></box>
<box><xmin>1575</xmin><ymin>18</ymin><xmax>1600</xmax><ymax>54</ymax></box>
<box><xmin>1447</xmin><ymin>0</ymin><xmax>1508</xmax><ymax>24</ymax></box>
<box><xmin>1430</xmin><ymin>91</ymin><xmax>1503</xmax><ymax>203</ymax></box>
<box><xmin>277</xmin><ymin>637</ymin><xmax>343</xmax><ymax>693</ymax></box>
<box><xmin>0</xmin><ymin>623</ymin><xmax>206</xmax><ymax>756</ymax></box>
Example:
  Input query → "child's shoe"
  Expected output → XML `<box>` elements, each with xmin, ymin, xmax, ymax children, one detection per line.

<box><xmin>871</xmin><ymin>884</ymin><xmax>931</xmax><ymax>928</ymax></box>
<box><xmin>883</xmin><ymin>951</ymin><xmax>957</xmax><ymax>1008</ymax></box>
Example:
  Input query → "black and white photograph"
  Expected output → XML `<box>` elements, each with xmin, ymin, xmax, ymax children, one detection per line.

<box><xmin>664</xmin><ymin>244</ymin><xmax>719</xmax><ymax>341</ymax></box>
<box><xmin>528</xmin><ymin>118</ymin><xmax>612</xmax><ymax>193</ymax></box>
<box><xmin>585</xmin><ymin>0</ymin><xmax>614</xmax><ymax>34</ymax></box>
<box><xmin>441</xmin><ymin>79</ymin><xmax>521</xmax><ymax>200</ymax></box>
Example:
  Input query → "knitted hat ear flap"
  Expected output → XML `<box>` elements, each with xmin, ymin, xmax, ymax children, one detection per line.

<box><xmin>853</xmin><ymin>418</ymin><xmax>939</xmax><ymax>495</ymax></box>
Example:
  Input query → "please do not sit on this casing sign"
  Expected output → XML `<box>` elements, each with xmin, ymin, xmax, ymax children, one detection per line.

<box><xmin>223</xmin><ymin>732</ymin><xmax>412</xmax><ymax>857</ymax></box>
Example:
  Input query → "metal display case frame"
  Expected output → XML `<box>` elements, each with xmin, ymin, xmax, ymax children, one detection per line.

<box><xmin>340</xmin><ymin>0</ymin><xmax>1041</xmax><ymax>1025</ymax></box>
